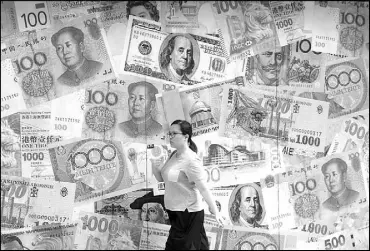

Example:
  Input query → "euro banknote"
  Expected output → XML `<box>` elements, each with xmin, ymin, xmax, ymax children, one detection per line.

<box><xmin>160</xmin><ymin>1</ymin><xmax>219</xmax><ymax>37</ymax></box>
<box><xmin>260</xmin><ymin>149</ymin><xmax>368</xmax><ymax>231</ymax></box>
<box><xmin>1</xmin><ymin>13</ymin><xmax>116</xmax><ymax>109</ymax></box>
<box><xmin>312</xmin><ymin>1</ymin><xmax>369</xmax><ymax>58</ymax></box>
<box><xmin>156</xmin><ymin>77</ymin><xmax>245</xmax><ymax>138</ymax></box>
<box><xmin>270</xmin><ymin>1</ymin><xmax>312</xmax><ymax>46</ymax></box>
<box><xmin>1</xmin><ymin>175</ymin><xmax>76</xmax><ymax>230</ymax></box>
<box><xmin>80</xmin><ymin>75</ymin><xmax>180</xmax><ymax>144</ymax></box>
<box><xmin>219</xmin><ymin>85</ymin><xmax>330</xmax><ymax>153</ymax></box>
<box><xmin>294</xmin><ymin>57</ymin><xmax>369</xmax><ymax>119</ymax></box>
<box><xmin>1</xmin><ymin>223</ymin><xmax>77</xmax><ymax>250</ymax></box>
<box><xmin>119</xmin><ymin>15</ymin><xmax>231</xmax><ymax>85</ymax></box>
<box><xmin>74</xmin><ymin>211</ymin><xmax>219</xmax><ymax>250</ymax></box>
<box><xmin>211</xmin><ymin>1</ymin><xmax>279</xmax><ymax>62</ymax></box>
<box><xmin>244</xmin><ymin>38</ymin><xmax>326</xmax><ymax>92</ymax></box>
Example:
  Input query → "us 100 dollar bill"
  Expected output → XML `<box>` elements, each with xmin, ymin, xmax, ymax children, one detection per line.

<box><xmin>1</xmin><ymin>175</ymin><xmax>76</xmax><ymax>230</ymax></box>
<box><xmin>219</xmin><ymin>86</ymin><xmax>329</xmax><ymax>153</ymax></box>
<box><xmin>1</xmin><ymin>14</ymin><xmax>116</xmax><ymax>109</ymax></box>
<box><xmin>119</xmin><ymin>15</ymin><xmax>230</xmax><ymax>85</ymax></box>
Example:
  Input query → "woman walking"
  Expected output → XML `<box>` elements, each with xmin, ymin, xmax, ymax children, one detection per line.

<box><xmin>152</xmin><ymin>120</ymin><xmax>224</xmax><ymax>250</ymax></box>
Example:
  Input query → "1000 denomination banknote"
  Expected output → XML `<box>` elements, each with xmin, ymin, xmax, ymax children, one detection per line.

<box><xmin>1</xmin><ymin>14</ymin><xmax>116</xmax><ymax>109</ymax></box>
<box><xmin>261</xmin><ymin>149</ymin><xmax>368</xmax><ymax>231</ymax></box>
<box><xmin>1</xmin><ymin>223</ymin><xmax>77</xmax><ymax>250</ymax></box>
<box><xmin>211</xmin><ymin>1</ymin><xmax>279</xmax><ymax>62</ymax></box>
<box><xmin>312</xmin><ymin>1</ymin><xmax>369</xmax><ymax>57</ymax></box>
<box><xmin>1</xmin><ymin>175</ymin><xmax>76</xmax><ymax>230</ymax></box>
<box><xmin>219</xmin><ymin>86</ymin><xmax>329</xmax><ymax>153</ymax></box>
<box><xmin>219</xmin><ymin>225</ymin><xmax>305</xmax><ymax>250</ymax></box>
<box><xmin>75</xmin><ymin>212</ymin><xmax>219</xmax><ymax>250</ymax></box>
<box><xmin>49</xmin><ymin>138</ymin><xmax>159</xmax><ymax>205</ymax></box>
<box><xmin>81</xmin><ymin>75</ymin><xmax>180</xmax><ymax>144</ymax></box>
<box><xmin>270</xmin><ymin>1</ymin><xmax>311</xmax><ymax>46</ymax></box>
<box><xmin>119</xmin><ymin>15</ymin><xmax>230</xmax><ymax>85</ymax></box>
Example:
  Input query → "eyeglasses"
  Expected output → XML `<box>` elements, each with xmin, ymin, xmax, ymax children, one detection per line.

<box><xmin>167</xmin><ymin>132</ymin><xmax>183</xmax><ymax>138</ymax></box>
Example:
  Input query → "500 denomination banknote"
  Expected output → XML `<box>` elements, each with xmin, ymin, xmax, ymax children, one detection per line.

<box><xmin>1</xmin><ymin>175</ymin><xmax>76</xmax><ymax>230</ymax></box>
<box><xmin>261</xmin><ymin>149</ymin><xmax>368</xmax><ymax>231</ymax></box>
<box><xmin>1</xmin><ymin>13</ymin><xmax>116</xmax><ymax>109</ymax></box>
<box><xmin>211</xmin><ymin>1</ymin><xmax>279</xmax><ymax>62</ymax></box>
<box><xmin>119</xmin><ymin>15</ymin><xmax>230</xmax><ymax>85</ymax></box>
<box><xmin>219</xmin><ymin>86</ymin><xmax>329</xmax><ymax>153</ymax></box>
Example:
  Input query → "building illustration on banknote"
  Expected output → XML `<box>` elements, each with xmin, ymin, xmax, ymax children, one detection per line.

<box><xmin>189</xmin><ymin>101</ymin><xmax>217</xmax><ymax>130</ymax></box>
<box><xmin>226</xmin><ymin>89</ymin><xmax>290</xmax><ymax>140</ymax></box>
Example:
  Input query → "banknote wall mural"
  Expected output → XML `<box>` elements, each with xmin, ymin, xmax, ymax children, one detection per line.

<box><xmin>0</xmin><ymin>1</ymin><xmax>369</xmax><ymax>250</ymax></box>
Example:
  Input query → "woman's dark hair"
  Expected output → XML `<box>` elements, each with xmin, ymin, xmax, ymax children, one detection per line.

<box><xmin>171</xmin><ymin>120</ymin><xmax>197</xmax><ymax>153</ymax></box>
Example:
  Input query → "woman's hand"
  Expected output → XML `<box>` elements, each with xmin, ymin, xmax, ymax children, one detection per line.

<box><xmin>209</xmin><ymin>207</ymin><xmax>224</xmax><ymax>227</ymax></box>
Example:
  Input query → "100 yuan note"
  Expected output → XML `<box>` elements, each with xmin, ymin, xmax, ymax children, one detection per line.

<box><xmin>211</xmin><ymin>1</ymin><xmax>279</xmax><ymax>62</ymax></box>
<box><xmin>270</xmin><ymin>1</ymin><xmax>311</xmax><ymax>46</ymax></box>
<box><xmin>1</xmin><ymin>13</ymin><xmax>116</xmax><ymax>109</ymax></box>
<box><xmin>48</xmin><ymin>138</ymin><xmax>151</xmax><ymax>205</ymax></box>
<box><xmin>1</xmin><ymin>1</ymin><xmax>52</xmax><ymax>38</ymax></box>
<box><xmin>81</xmin><ymin>75</ymin><xmax>180</xmax><ymax>144</ymax></box>
<box><xmin>1</xmin><ymin>175</ymin><xmax>76</xmax><ymax>230</ymax></box>
<box><xmin>120</xmin><ymin>15</ymin><xmax>230</xmax><ymax>85</ymax></box>
<box><xmin>261</xmin><ymin>149</ymin><xmax>368</xmax><ymax>231</ymax></box>
<box><xmin>1</xmin><ymin>59</ymin><xmax>26</xmax><ymax>118</ymax></box>
<box><xmin>1</xmin><ymin>223</ymin><xmax>78</xmax><ymax>250</ymax></box>
<box><xmin>156</xmin><ymin>77</ymin><xmax>245</xmax><ymax>138</ymax></box>
<box><xmin>311</xmin><ymin>2</ymin><xmax>369</xmax><ymax>57</ymax></box>
<box><xmin>219</xmin><ymin>86</ymin><xmax>329</xmax><ymax>153</ymax></box>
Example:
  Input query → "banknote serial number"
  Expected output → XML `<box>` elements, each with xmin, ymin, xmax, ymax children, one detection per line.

<box><xmin>28</xmin><ymin>213</ymin><xmax>69</xmax><ymax>223</ymax></box>
<box><xmin>291</xmin><ymin>128</ymin><xmax>322</xmax><ymax>137</ymax></box>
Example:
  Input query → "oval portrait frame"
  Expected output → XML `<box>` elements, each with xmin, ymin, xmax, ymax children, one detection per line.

<box><xmin>228</xmin><ymin>183</ymin><xmax>266</xmax><ymax>226</ymax></box>
<box><xmin>158</xmin><ymin>33</ymin><xmax>200</xmax><ymax>80</ymax></box>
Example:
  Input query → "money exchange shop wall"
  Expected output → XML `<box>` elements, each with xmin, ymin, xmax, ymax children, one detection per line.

<box><xmin>1</xmin><ymin>1</ymin><xmax>369</xmax><ymax>250</ymax></box>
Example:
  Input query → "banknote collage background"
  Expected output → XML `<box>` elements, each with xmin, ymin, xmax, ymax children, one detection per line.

<box><xmin>1</xmin><ymin>1</ymin><xmax>369</xmax><ymax>250</ymax></box>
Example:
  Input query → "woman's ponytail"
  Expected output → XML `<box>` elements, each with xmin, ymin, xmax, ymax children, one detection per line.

<box><xmin>188</xmin><ymin>137</ymin><xmax>198</xmax><ymax>153</ymax></box>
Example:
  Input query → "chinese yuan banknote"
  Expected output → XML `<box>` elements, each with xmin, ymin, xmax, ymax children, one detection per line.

<box><xmin>120</xmin><ymin>15</ymin><xmax>230</xmax><ymax>85</ymax></box>
<box><xmin>81</xmin><ymin>75</ymin><xmax>180</xmax><ymax>144</ymax></box>
<box><xmin>219</xmin><ymin>85</ymin><xmax>329</xmax><ymax>153</ymax></box>
<box><xmin>211</xmin><ymin>1</ymin><xmax>279</xmax><ymax>62</ymax></box>
<box><xmin>1</xmin><ymin>175</ymin><xmax>76</xmax><ymax>230</ymax></box>
<box><xmin>260</xmin><ymin>149</ymin><xmax>368</xmax><ymax>232</ymax></box>
<box><xmin>1</xmin><ymin>13</ymin><xmax>116</xmax><ymax>109</ymax></box>
<box><xmin>312</xmin><ymin>1</ymin><xmax>369</xmax><ymax>57</ymax></box>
